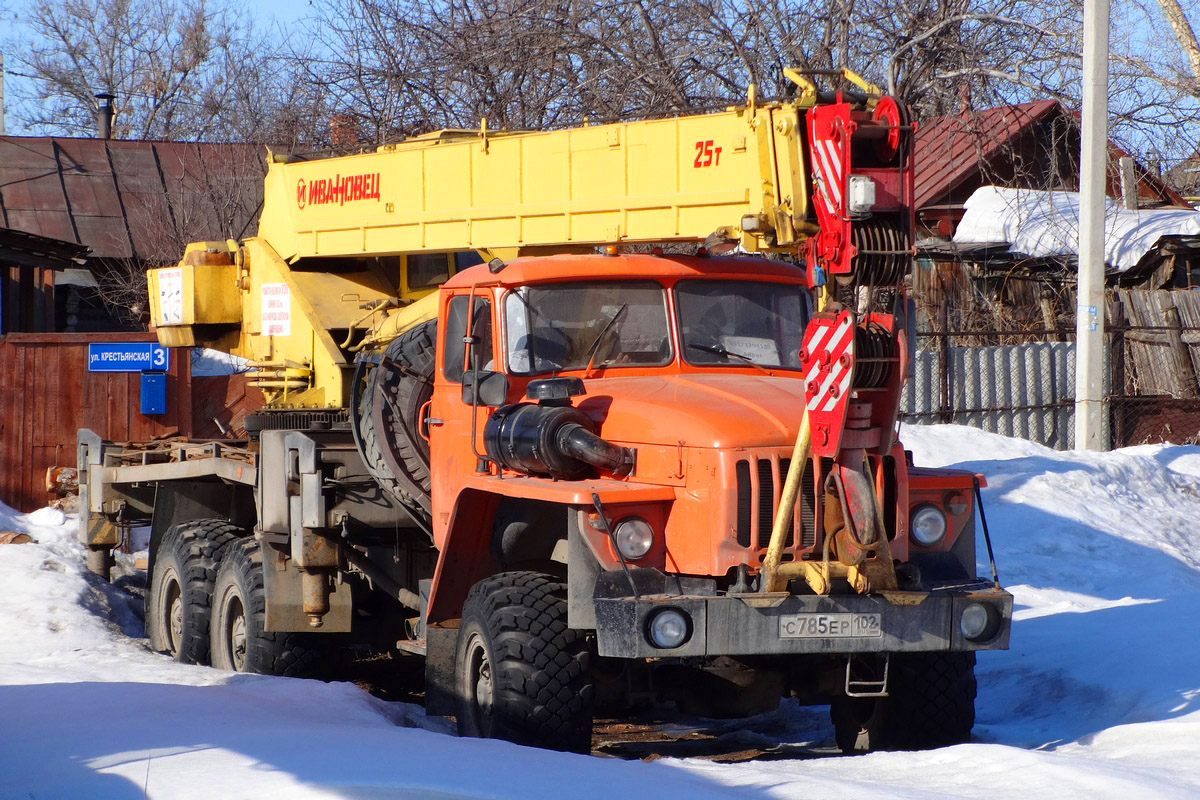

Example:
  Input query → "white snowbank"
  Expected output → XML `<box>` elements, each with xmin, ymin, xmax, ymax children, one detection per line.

<box><xmin>3</xmin><ymin>425</ymin><xmax>1200</xmax><ymax>798</ymax></box>
<box><xmin>190</xmin><ymin>348</ymin><xmax>250</xmax><ymax>377</ymax></box>
<box><xmin>952</xmin><ymin>185</ymin><xmax>1200</xmax><ymax>271</ymax></box>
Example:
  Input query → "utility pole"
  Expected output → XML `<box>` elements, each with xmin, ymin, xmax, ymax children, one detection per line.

<box><xmin>1075</xmin><ymin>0</ymin><xmax>1110</xmax><ymax>451</ymax></box>
<box><xmin>0</xmin><ymin>53</ymin><xmax>6</xmax><ymax>135</ymax></box>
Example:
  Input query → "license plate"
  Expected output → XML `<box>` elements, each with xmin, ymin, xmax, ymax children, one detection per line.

<box><xmin>779</xmin><ymin>612</ymin><xmax>882</xmax><ymax>639</ymax></box>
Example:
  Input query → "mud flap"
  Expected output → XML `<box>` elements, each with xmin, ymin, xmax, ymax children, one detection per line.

<box><xmin>425</xmin><ymin>622</ymin><xmax>460</xmax><ymax>716</ymax></box>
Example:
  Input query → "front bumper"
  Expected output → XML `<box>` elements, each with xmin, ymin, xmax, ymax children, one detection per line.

<box><xmin>593</xmin><ymin>582</ymin><xmax>1012</xmax><ymax>659</ymax></box>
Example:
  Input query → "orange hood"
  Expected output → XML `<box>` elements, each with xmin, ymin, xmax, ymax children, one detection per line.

<box><xmin>575</xmin><ymin>374</ymin><xmax>807</xmax><ymax>448</ymax></box>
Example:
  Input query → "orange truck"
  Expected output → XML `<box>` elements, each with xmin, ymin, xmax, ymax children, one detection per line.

<box><xmin>78</xmin><ymin>70</ymin><xmax>1011</xmax><ymax>754</ymax></box>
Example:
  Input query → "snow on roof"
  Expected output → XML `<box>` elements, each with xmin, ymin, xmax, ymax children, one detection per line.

<box><xmin>952</xmin><ymin>186</ymin><xmax>1200</xmax><ymax>271</ymax></box>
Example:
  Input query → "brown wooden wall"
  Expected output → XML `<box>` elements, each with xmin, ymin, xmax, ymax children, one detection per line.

<box><xmin>0</xmin><ymin>332</ymin><xmax>263</xmax><ymax>512</ymax></box>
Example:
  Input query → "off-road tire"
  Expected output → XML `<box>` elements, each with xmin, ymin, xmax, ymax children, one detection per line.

<box><xmin>831</xmin><ymin>652</ymin><xmax>977</xmax><ymax>753</ymax></box>
<box><xmin>359</xmin><ymin>320</ymin><xmax>436</xmax><ymax>529</ymax></box>
<box><xmin>209</xmin><ymin>537</ymin><xmax>328</xmax><ymax>678</ymax></box>
<box><xmin>146</xmin><ymin>519</ymin><xmax>243</xmax><ymax>664</ymax></box>
<box><xmin>455</xmin><ymin>571</ymin><xmax>593</xmax><ymax>753</ymax></box>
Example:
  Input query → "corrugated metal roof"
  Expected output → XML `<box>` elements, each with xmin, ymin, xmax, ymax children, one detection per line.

<box><xmin>914</xmin><ymin>101</ymin><xmax>1060</xmax><ymax>209</ymax></box>
<box><xmin>0</xmin><ymin>137</ymin><xmax>267</xmax><ymax>261</ymax></box>
<box><xmin>914</xmin><ymin>101</ymin><xmax>1188</xmax><ymax>212</ymax></box>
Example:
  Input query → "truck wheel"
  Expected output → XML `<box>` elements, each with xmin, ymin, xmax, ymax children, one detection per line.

<box><xmin>831</xmin><ymin>652</ymin><xmax>977</xmax><ymax>753</ymax></box>
<box><xmin>210</xmin><ymin>537</ymin><xmax>327</xmax><ymax>677</ymax></box>
<box><xmin>359</xmin><ymin>320</ymin><xmax>436</xmax><ymax>529</ymax></box>
<box><xmin>455</xmin><ymin>571</ymin><xmax>593</xmax><ymax>753</ymax></box>
<box><xmin>146</xmin><ymin>520</ymin><xmax>243</xmax><ymax>664</ymax></box>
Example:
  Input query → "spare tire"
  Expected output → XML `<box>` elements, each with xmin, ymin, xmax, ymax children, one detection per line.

<box><xmin>358</xmin><ymin>320</ymin><xmax>436</xmax><ymax>531</ymax></box>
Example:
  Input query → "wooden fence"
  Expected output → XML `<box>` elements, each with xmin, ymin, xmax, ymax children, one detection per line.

<box><xmin>0</xmin><ymin>333</ymin><xmax>262</xmax><ymax>512</ymax></box>
<box><xmin>1112</xmin><ymin>289</ymin><xmax>1200</xmax><ymax>398</ymax></box>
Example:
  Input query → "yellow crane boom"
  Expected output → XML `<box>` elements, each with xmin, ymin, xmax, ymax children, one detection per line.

<box><xmin>146</xmin><ymin>74</ymin><xmax>885</xmax><ymax>410</ymax></box>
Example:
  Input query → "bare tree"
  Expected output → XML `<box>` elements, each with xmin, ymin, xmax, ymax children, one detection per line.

<box><xmin>8</xmin><ymin>0</ymin><xmax>293</xmax><ymax>142</ymax></box>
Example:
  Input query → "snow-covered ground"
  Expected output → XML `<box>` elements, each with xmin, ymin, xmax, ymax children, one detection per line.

<box><xmin>3</xmin><ymin>425</ymin><xmax>1199</xmax><ymax>799</ymax></box>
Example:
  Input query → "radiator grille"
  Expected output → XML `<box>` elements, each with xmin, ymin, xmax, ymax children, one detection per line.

<box><xmin>735</xmin><ymin>456</ymin><xmax>816</xmax><ymax>549</ymax></box>
<box><xmin>735</xmin><ymin>460</ymin><xmax>752</xmax><ymax>546</ymax></box>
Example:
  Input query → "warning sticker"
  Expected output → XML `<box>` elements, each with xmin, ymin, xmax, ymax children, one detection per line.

<box><xmin>261</xmin><ymin>283</ymin><xmax>291</xmax><ymax>337</ymax></box>
<box><xmin>158</xmin><ymin>268</ymin><xmax>184</xmax><ymax>325</ymax></box>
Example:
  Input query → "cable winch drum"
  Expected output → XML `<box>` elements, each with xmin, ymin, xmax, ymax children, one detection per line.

<box><xmin>852</xmin><ymin>326</ymin><xmax>896</xmax><ymax>390</ymax></box>
<box><xmin>851</xmin><ymin>219</ymin><xmax>910</xmax><ymax>286</ymax></box>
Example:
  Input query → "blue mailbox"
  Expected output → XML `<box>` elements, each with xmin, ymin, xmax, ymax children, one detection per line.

<box><xmin>140</xmin><ymin>373</ymin><xmax>167</xmax><ymax>415</ymax></box>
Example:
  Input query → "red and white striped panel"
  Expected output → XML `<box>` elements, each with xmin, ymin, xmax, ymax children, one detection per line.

<box><xmin>809</xmin><ymin>116</ymin><xmax>845</xmax><ymax>218</ymax></box>
<box><xmin>804</xmin><ymin>314</ymin><xmax>854</xmax><ymax>413</ymax></box>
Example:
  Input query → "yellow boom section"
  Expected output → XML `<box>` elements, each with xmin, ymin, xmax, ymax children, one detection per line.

<box><xmin>149</xmin><ymin>96</ymin><xmax>816</xmax><ymax>409</ymax></box>
<box><xmin>258</xmin><ymin>101</ymin><xmax>812</xmax><ymax>262</ymax></box>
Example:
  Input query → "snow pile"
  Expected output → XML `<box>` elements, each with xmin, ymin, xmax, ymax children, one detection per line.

<box><xmin>3</xmin><ymin>425</ymin><xmax>1200</xmax><ymax>798</ymax></box>
<box><xmin>190</xmin><ymin>347</ymin><xmax>250</xmax><ymax>377</ymax></box>
<box><xmin>952</xmin><ymin>185</ymin><xmax>1200</xmax><ymax>271</ymax></box>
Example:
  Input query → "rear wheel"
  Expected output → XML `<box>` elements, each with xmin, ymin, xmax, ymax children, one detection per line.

<box><xmin>146</xmin><ymin>520</ymin><xmax>242</xmax><ymax>664</ymax></box>
<box><xmin>209</xmin><ymin>537</ymin><xmax>328</xmax><ymax>677</ymax></box>
<box><xmin>831</xmin><ymin>652</ymin><xmax>977</xmax><ymax>753</ymax></box>
<box><xmin>455</xmin><ymin>571</ymin><xmax>593</xmax><ymax>753</ymax></box>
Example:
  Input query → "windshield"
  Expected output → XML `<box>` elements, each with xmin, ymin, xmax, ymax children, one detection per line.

<box><xmin>504</xmin><ymin>281</ymin><xmax>671</xmax><ymax>374</ymax></box>
<box><xmin>676</xmin><ymin>280</ymin><xmax>810</xmax><ymax>370</ymax></box>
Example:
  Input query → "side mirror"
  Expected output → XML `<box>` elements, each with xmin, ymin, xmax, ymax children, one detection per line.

<box><xmin>461</xmin><ymin>370</ymin><xmax>509</xmax><ymax>407</ymax></box>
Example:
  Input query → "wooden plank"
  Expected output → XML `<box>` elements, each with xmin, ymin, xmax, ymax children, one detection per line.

<box><xmin>59</xmin><ymin>345</ymin><xmax>85</xmax><ymax>454</ymax></box>
<box><xmin>1158</xmin><ymin>293</ymin><xmax>1197</xmax><ymax>398</ymax></box>
<box><xmin>29</xmin><ymin>342</ymin><xmax>47</xmax><ymax>447</ymax></box>
<box><xmin>1119</xmin><ymin>289</ymin><xmax>1197</xmax><ymax>398</ymax></box>
<box><xmin>0</xmin><ymin>342</ymin><xmax>17</xmax><ymax>508</ymax></box>
<box><xmin>79</xmin><ymin>349</ymin><xmax>104</xmax><ymax>437</ymax></box>
<box><xmin>177</xmin><ymin>351</ymin><xmax>193</xmax><ymax>438</ymax></box>
<box><xmin>3</xmin><ymin>332</ymin><xmax>158</xmax><ymax>344</ymax></box>
<box><xmin>20</xmin><ymin>341</ymin><xmax>34</xmax><ymax>508</ymax></box>
<box><xmin>128</xmin><ymin>372</ymin><xmax>149</xmax><ymax>440</ymax></box>
<box><xmin>31</xmin><ymin>444</ymin><xmax>56</xmax><ymax>507</ymax></box>
<box><xmin>106</xmin><ymin>373</ymin><xmax>129</xmax><ymax>441</ymax></box>
<box><xmin>5</xmin><ymin>343</ymin><xmax>20</xmax><ymax>507</ymax></box>
<box><xmin>1170</xmin><ymin>290</ymin><xmax>1200</xmax><ymax>390</ymax></box>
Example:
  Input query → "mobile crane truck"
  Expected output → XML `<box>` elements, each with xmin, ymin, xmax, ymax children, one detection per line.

<box><xmin>78</xmin><ymin>69</ymin><xmax>1011</xmax><ymax>754</ymax></box>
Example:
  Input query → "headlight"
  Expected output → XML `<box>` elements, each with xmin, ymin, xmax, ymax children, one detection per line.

<box><xmin>646</xmin><ymin>608</ymin><xmax>691</xmax><ymax>649</ymax></box>
<box><xmin>960</xmin><ymin>603</ymin><xmax>993</xmax><ymax>641</ymax></box>
<box><xmin>614</xmin><ymin>517</ymin><xmax>654</xmax><ymax>560</ymax></box>
<box><xmin>910</xmin><ymin>504</ymin><xmax>948</xmax><ymax>546</ymax></box>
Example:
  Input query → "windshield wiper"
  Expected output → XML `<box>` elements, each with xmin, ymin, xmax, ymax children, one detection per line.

<box><xmin>583</xmin><ymin>303</ymin><xmax>628</xmax><ymax>375</ymax></box>
<box><xmin>687</xmin><ymin>342</ymin><xmax>771</xmax><ymax>374</ymax></box>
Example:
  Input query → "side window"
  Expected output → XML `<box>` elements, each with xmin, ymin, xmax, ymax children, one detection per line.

<box><xmin>442</xmin><ymin>295</ymin><xmax>493</xmax><ymax>382</ymax></box>
<box><xmin>404</xmin><ymin>251</ymin><xmax>485</xmax><ymax>293</ymax></box>
<box><xmin>407</xmin><ymin>253</ymin><xmax>452</xmax><ymax>291</ymax></box>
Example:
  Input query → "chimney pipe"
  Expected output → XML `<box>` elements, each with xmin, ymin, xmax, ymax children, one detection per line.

<box><xmin>95</xmin><ymin>92</ymin><xmax>115</xmax><ymax>139</ymax></box>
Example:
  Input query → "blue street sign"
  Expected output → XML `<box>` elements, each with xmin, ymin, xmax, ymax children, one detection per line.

<box><xmin>87</xmin><ymin>342</ymin><xmax>170</xmax><ymax>373</ymax></box>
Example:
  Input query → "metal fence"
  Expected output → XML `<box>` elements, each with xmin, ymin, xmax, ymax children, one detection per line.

<box><xmin>900</xmin><ymin>288</ymin><xmax>1200</xmax><ymax>450</ymax></box>
<box><xmin>901</xmin><ymin>336</ymin><xmax>1078</xmax><ymax>449</ymax></box>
